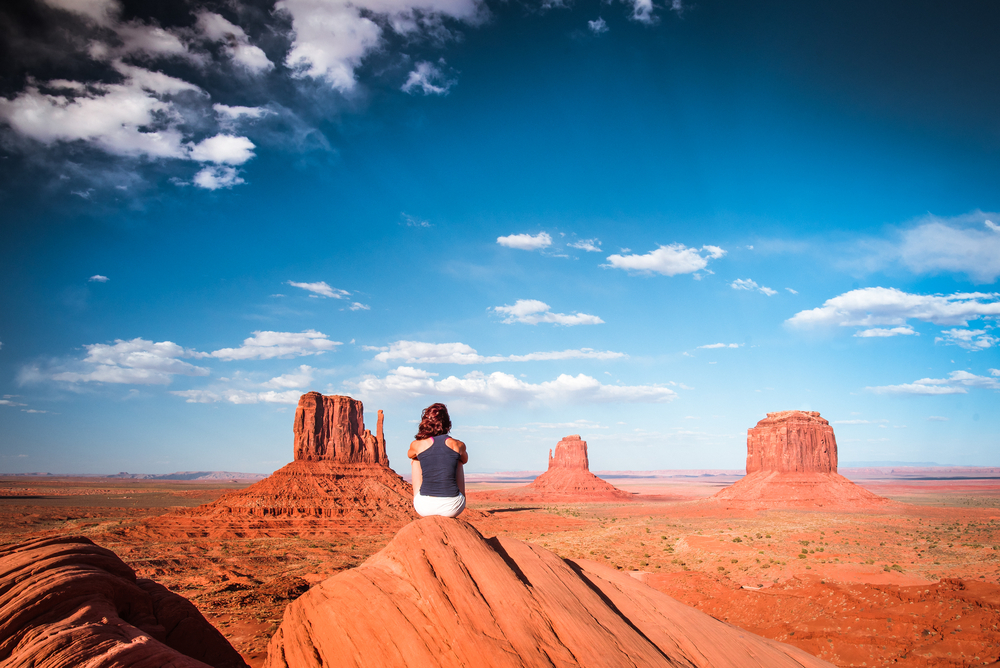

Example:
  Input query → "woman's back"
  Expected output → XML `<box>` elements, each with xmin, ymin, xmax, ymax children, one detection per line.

<box><xmin>416</xmin><ymin>435</ymin><xmax>461</xmax><ymax>497</ymax></box>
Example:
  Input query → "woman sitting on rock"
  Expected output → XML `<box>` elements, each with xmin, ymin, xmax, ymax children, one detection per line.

<box><xmin>407</xmin><ymin>403</ymin><xmax>468</xmax><ymax>518</ymax></box>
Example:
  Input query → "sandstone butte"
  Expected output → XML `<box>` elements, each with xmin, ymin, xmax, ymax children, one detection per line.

<box><xmin>264</xmin><ymin>516</ymin><xmax>833</xmax><ymax>668</ymax></box>
<box><xmin>164</xmin><ymin>393</ymin><xmax>419</xmax><ymax>537</ymax></box>
<box><xmin>710</xmin><ymin>410</ymin><xmax>890</xmax><ymax>510</ymax></box>
<box><xmin>474</xmin><ymin>435</ymin><xmax>632</xmax><ymax>503</ymax></box>
<box><xmin>0</xmin><ymin>535</ymin><xmax>247</xmax><ymax>668</ymax></box>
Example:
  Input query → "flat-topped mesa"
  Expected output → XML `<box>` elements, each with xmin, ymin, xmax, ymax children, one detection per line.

<box><xmin>548</xmin><ymin>434</ymin><xmax>589</xmax><ymax>470</ymax></box>
<box><xmin>746</xmin><ymin>410</ymin><xmax>837</xmax><ymax>474</ymax></box>
<box><xmin>293</xmin><ymin>392</ymin><xmax>387</xmax><ymax>465</ymax></box>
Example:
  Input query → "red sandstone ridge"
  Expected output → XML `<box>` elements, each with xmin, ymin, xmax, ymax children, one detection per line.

<box><xmin>264</xmin><ymin>516</ymin><xmax>832</xmax><ymax>668</ymax></box>
<box><xmin>174</xmin><ymin>393</ymin><xmax>418</xmax><ymax>535</ymax></box>
<box><xmin>711</xmin><ymin>411</ymin><xmax>890</xmax><ymax>510</ymax></box>
<box><xmin>0</xmin><ymin>535</ymin><xmax>247</xmax><ymax>668</ymax></box>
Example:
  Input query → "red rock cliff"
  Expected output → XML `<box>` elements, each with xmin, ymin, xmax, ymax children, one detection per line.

<box><xmin>746</xmin><ymin>410</ymin><xmax>837</xmax><ymax>474</ymax></box>
<box><xmin>547</xmin><ymin>434</ymin><xmax>589</xmax><ymax>470</ymax></box>
<box><xmin>293</xmin><ymin>392</ymin><xmax>386</xmax><ymax>465</ymax></box>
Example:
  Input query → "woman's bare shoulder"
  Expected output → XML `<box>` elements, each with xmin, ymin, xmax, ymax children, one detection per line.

<box><xmin>408</xmin><ymin>438</ymin><xmax>433</xmax><ymax>458</ymax></box>
<box><xmin>445</xmin><ymin>437</ymin><xmax>466</xmax><ymax>450</ymax></box>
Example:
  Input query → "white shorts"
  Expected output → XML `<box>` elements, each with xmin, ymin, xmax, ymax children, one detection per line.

<box><xmin>414</xmin><ymin>492</ymin><xmax>466</xmax><ymax>518</ymax></box>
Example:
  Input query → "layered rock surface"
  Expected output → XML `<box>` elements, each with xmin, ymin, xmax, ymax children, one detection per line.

<box><xmin>711</xmin><ymin>411</ymin><xmax>889</xmax><ymax>510</ymax></box>
<box><xmin>264</xmin><ymin>516</ymin><xmax>832</xmax><ymax>668</ymax></box>
<box><xmin>174</xmin><ymin>393</ymin><xmax>417</xmax><ymax>535</ymax></box>
<box><xmin>0</xmin><ymin>535</ymin><xmax>247</xmax><ymax>668</ymax></box>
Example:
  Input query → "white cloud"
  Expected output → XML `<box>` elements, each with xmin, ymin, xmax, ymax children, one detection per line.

<box><xmin>0</xmin><ymin>65</ymin><xmax>195</xmax><ymax>161</ymax></box>
<box><xmin>866</xmin><ymin>370</ymin><xmax>1000</xmax><ymax>395</ymax></box>
<box><xmin>401</xmin><ymin>61</ymin><xmax>454</xmax><ymax>95</ymax></box>
<box><xmin>372</xmin><ymin>340</ymin><xmax>625</xmax><ymax>364</ymax></box>
<box><xmin>192</xmin><ymin>166</ymin><xmax>245</xmax><ymax>190</ymax></box>
<box><xmin>991</xmin><ymin>369</ymin><xmax>1000</xmax><ymax>376</ymax></box>
<box><xmin>568</xmin><ymin>238</ymin><xmax>602</xmax><ymax>252</ymax></box>
<box><xmin>623</xmin><ymin>0</ymin><xmax>655</xmax><ymax>23</ymax></box>
<box><xmin>352</xmin><ymin>366</ymin><xmax>676</xmax><ymax>405</ymax></box>
<box><xmin>493</xmin><ymin>299</ymin><xmax>603</xmax><ymax>325</ymax></box>
<box><xmin>605</xmin><ymin>243</ymin><xmax>725</xmax><ymax>276</ymax></box>
<box><xmin>114</xmin><ymin>21</ymin><xmax>194</xmax><ymax>61</ymax></box>
<box><xmin>697</xmin><ymin>343</ymin><xmax>741</xmax><ymax>349</ymax></box>
<box><xmin>45</xmin><ymin>338</ymin><xmax>208</xmax><ymax>385</ymax></box>
<box><xmin>42</xmin><ymin>0</ymin><xmax>120</xmax><ymax>26</ymax></box>
<box><xmin>88</xmin><ymin>275</ymin><xmax>109</xmax><ymax>283</ymax></box>
<box><xmin>171</xmin><ymin>389</ymin><xmax>301</xmax><ymax>404</ymax></box>
<box><xmin>214</xmin><ymin>104</ymin><xmax>269</xmax><ymax>121</ymax></box>
<box><xmin>210</xmin><ymin>330</ymin><xmax>341</xmax><ymax>360</ymax></box>
<box><xmin>935</xmin><ymin>328</ymin><xmax>999</xmax><ymax>351</ymax></box>
<box><xmin>497</xmin><ymin>232</ymin><xmax>552</xmax><ymax>251</ymax></box>
<box><xmin>349</xmin><ymin>302</ymin><xmax>370</xmax><ymax>311</ymax></box>
<box><xmin>786</xmin><ymin>287</ymin><xmax>798</xmax><ymax>294</ymax></box>
<box><xmin>195</xmin><ymin>12</ymin><xmax>274</xmax><ymax>73</ymax></box>
<box><xmin>189</xmin><ymin>134</ymin><xmax>256</xmax><ymax>165</ymax></box>
<box><xmin>588</xmin><ymin>18</ymin><xmax>608</xmax><ymax>34</ymax></box>
<box><xmin>263</xmin><ymin>364</ymin><xmax>315</xmax><ymax>389</ymax></box>
<box><xmin>276</xmin><ymin>0</ymin><xmax>485</xmax><ymax>91</ymax></box>
<box><xmin>787</xmin><ymin>287</ymin><xmax>1000</xmax><ymax>330</ymax></box>
<box><xmin>287</xmin><ymin>281</ymin><xmax>350</xmax><ymax>299</ymax></box>
<box><xmin>854</xmin><ymin>326</ymin><xmax>918</xmax><ymax>338</ymax></box>
<box><xmin>898</xmin><ymin>212</ymin><xmax>1000</xmax><ymax>283</ymax></box>
<box><xmin>401</xmin><ymin>213</ymin><xmax>431</xmax><ymax>228</ymax></box>
<box><xmin>731</xmin><ymin>278</ymin><xmax>776</xmax><ymax>296</ymax></box>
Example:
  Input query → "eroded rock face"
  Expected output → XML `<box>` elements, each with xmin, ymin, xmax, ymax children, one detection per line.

<box><xmin>264</xmin><ymin>516</ymin><xmax>833</xmax><ymax>668</ymax></box>
<box><xmin>547</xmin><ymin>434</ymin><xmax>589</xmax><ymax>470</ymax></box>
<box><xmin>746</xmin><ymin>410</ymin><xmax>837</xmax><ymax>474</ymax></box>
<box><xmin>293</xmin><ymin>392</ymin><xmax>386</xmax><ymax>465</ymax></box>
<box><xmin>0</xmin><ymin>535</ymin><xmax>247</xmax><ymax>668</ymax></box>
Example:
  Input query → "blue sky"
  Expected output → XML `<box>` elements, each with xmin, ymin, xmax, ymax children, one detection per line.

<box><xmin>1</xmin><ymin>0</ymin><xmax>998</xmax><ymax>474</ymax></box>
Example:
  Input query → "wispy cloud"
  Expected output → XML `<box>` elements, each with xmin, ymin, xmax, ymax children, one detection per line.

<box><xmin>568</xmin><ymin>238</ymin><xmax>602</xmax><ymax>252</ymax></box>
<box><xmin>210</xmin><ymin>330</ymin><xmax>341</xmax><ymax>360</ymax></box>
<box><xmin>370</xmin><ymin>340</ymin><xmax>625</xmax><ymax>364</ymax></box>
<box><xmin>731</xmin><ymin>278</ymin><xmax>777</xmax><ymax>296</ymax></box>
<box><xmin>866</xmin><ymin>370</ymin><xmax>1000</xmax><ymax>395</ymax></box>
<box><xmin>262</xmin><ymin>365</ymin><xmax>315</xmax><ymax>389</ymax></box>
<box><xmin>897</xmin><ymin>211</ymin><xmax>1000</xmax><ymax>283</ymax></box>
<box><xmin>29</xmin><ymin>338</ymin><xmax>208</xmax><ymax>385</ymax></box>
<box><xmin>352</xmin><ymin>366</ymin><xmax>677</xmax><ymax>405</ymax></box>
<box><xmin>401</xmin><ymin>60</ymin><xmax>455</xmax><ymax>95</ymax></box>
<box><xmin>493</xmin><ymin>299</ymin><xmax>603</xmax><ymax>325</ymax></box>
<box><xmin>697</xmin><ymin>343</ymin><xmax>741</xmax><ymax>349</ymax></box>
<box><xmin>605</xmin><ymin>243</ymin><xmax>725</xmax><ymax>276</ymax></box>
<box><xmin>854</xmin><ymin>326</ymin><xmax>918</xmax><ymax>338</ymax></box>
<box><xmin>935</xmin><ymin>328</ymin><xmax>999</xmax><ymax>351</ymax></box>
<box><xmin>287</xmin><ymin>281</ymin><xmax>350</xmax><ymax>299</ymax></box>
<box><xmin>497</xmin><ymin>232</ymin><xmax>552</xmax><ymax>251</ymax></box>
<box><xmin>587</xmin><ymin>18</ymin><xmax>609</xmax><ymax>34</ymax></box>
<box><xmin>401</xmin><ymin>213</ymin><xmax>431</xmax><ymax>228</ymax></box>
<box><xmin>787</xmin><ymin>288</ymin><xmax>1000</xmax><ymax>332</ymax></box>
<box><xmin>172</xmin><ymin>389</ymin><xmax>301</xmax><ymax>404</ymax></box>
<box><xmin>88</xmin><ymin>275</ymin><xmax>109</xmax><ymax>283</ymax></box>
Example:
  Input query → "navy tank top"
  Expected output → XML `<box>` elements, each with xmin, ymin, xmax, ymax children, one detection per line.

<box><xmin>417</xmin><ymin>434</ymin><xmax>461</xmax><ymax>497</ymax></box>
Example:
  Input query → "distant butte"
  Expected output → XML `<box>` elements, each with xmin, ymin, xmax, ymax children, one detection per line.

<box><xmin>475</xmin><ymin>435</ymin><xmax>632</xmax><ymax>502</ymax></box>
<box><xmin>125</xmin><ymin>393</ymin><xmax>421</xmax><ymax>539</ymax></box>
<box><xmin>710</xmin><ymin>411</ymin><xmax>890</xmax><ymax>510</ymax></box>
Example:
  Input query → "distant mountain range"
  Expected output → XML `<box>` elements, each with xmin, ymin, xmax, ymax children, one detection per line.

<box><xmin>9</xmin><ymin>471</ymin><xmax>269</xmax><ymax>481</ymax></box>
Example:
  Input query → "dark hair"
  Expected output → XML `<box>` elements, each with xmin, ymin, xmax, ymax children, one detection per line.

<box><xmin>416</xmin><ymin>403</ymin><xmax>451</xmax><ymax>439</ymax></box>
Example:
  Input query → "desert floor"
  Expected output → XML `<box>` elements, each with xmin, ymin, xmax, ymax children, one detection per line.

<box><xmin>2</xmin><ymin>470</ymin><xmax>999</xmax><ymax>668</ymax></box>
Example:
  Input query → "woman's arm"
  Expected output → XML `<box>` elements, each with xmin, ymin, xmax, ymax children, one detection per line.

<box><xmin>447</xmin><ymin>438</ymin><xmax>469</xmax><ymax>465</ymax></box>
<box><xmin>411</xmin><ymin>459</ymin><xmax>422</xmax><ymax>498</ymax></box>
<box><xmin>456</xmin><ymin>462</ymin><xmax>465</xmax><ymax>496</ymax></box>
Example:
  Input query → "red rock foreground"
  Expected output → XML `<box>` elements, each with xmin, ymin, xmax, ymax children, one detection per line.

<box><xmin>265</xmin><ymin>516</ymin><xmax>832</xmax><ymax>668</ymax></box>
<box><xmin>475</xmin><ymin>435</ymin><xmax>632</xmax><ymax>503</ymax></box>
<box><xmin>0</xmin><ymin>535</ymin><xmax>247</xmax><ymax>668</ymax></box>
<box><xmin>711</xmin><ymin>411</ymin><xmax>889</xmax><ymax>510</ymax></box>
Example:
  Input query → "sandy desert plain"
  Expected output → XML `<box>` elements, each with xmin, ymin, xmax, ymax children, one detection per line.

<box><xmin>2</xmin><ymin>402</ymin><xmax>1000</xmax><ymax>668</ymax></box>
